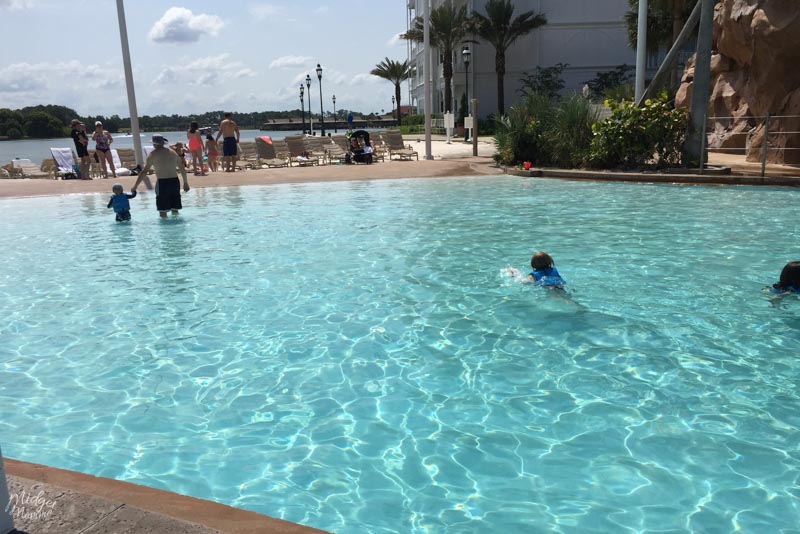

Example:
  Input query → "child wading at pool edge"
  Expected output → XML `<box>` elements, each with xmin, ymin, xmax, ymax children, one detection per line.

<box><xmin>107</xmin><ymin>183</ymin><xmax>137</xmax><ymax>222</ymax></box>
<box><xmin>508</xmin><ymin>251</ymin><xmax>566</xmax><ymax>288</ymax></box>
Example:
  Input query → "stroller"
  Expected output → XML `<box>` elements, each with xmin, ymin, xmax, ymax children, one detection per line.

<box><xmin>347</xmin><ymin>129</ymin><xmax>373</xmax><ymax>164</ymax></box>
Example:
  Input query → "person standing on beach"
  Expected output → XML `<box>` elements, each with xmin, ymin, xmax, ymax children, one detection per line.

<box><xmin>186</xmin><ymin>121</ymin><xmax>205</xmax><ymax>176</ymax></box>
<box><xmin>92</xmin><ymin>121</ymin><xmax>116</xmax><ymax>179</ymax></box>
<box><xmin>70</xmin><ymin>119</ymin><xmax>91</xmax><ymax>180</ymax></box>
<box><xmin>215</xmin><ymin>112</ymin><xmax>240</xmax><ymax>172</ymax></box>
<box><xmin>132</xmin><ymin>135</ymin><xmax>189</xmax><ymax>219</ymax></box>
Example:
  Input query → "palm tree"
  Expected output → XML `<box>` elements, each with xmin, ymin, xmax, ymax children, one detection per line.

<box><xmin>624</xmin><ymin>0</ymin><xmax>696</xmax><ymax>83</ymax></box>
<box><xmin>470</xmin><ymin>0</ymin><xmax>547</xmax><ymax>116</ymax></box>
<box><xmin>625</xmin><ymin>0</ymin><xmax>695</xmax><ymax>50</ymax></box>
<box><xmin>403</xmin><ymin>3</ymin><xmax>469</xmax><ymax>114</ymax></box>
<box><xmin>370</xmin><ymin>58</ymin><xmax>412</xmax><ymax>123</ymax></box>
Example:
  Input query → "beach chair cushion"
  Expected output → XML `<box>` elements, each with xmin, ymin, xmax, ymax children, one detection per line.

<box><xmin>50</xmin><ymin>148</ymin><xmax>78</xmax><ymax>179</ymax></box>
<box><xmin>110</xmin><ymin>149</ymin><xmax>131</xmax><ymax>176</ymax></box>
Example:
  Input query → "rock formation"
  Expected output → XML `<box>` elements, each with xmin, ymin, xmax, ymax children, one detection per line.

<box><xmin>676</xmin><ymin>0</ymin><xmax>800</xmax><ymax>163</ymax></box>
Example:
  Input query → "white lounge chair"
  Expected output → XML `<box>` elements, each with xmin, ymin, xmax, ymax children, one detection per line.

<box><xmin>109</xmin><ymin>149</ymin><xmax>131</xmax><ymax>176</ymax></box>
<box><xmin>6</xmin><ymin>159</ymin><xmax>48</xmax><ymax>178</ymax></box>
<box><xmin>50</xmin><ymin>148</ymin><xmax>77</xmax><ymax>179</ymax></box>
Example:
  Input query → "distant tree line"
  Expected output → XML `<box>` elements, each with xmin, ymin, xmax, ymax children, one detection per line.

<box><xmin>0</xmin><ymin>105</ymin><xmax>370</xmax><ymax>140</ymax></box>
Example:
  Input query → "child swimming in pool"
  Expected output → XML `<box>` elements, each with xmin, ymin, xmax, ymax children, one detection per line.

<box><xmin>107</xmin><ymin>183</ymin><xmax>137</xmax><ymax>221</ymax></box>
<box><xmin>771</xmin><ymin>261</ymin><xmax>800</xmax><ymax>294</ymax></box>
<box><xmin>507</xmin><ymin>251</ymin><xmax>566</xmax><ymax>288</ymax></box>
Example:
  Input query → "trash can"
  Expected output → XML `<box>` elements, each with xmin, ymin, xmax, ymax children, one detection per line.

<box><xmin>0</xmin><ymin>446</ymin><xmax>14</xmax><ymax>534</ymax></box>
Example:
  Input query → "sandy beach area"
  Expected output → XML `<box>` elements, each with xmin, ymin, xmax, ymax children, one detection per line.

<box><xmin>0</xmin><ymin>137</ymin><xmax>500</xmax><ymax>199</ymax></box>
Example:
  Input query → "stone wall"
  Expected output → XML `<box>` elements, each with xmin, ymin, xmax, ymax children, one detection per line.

<box><xmin>676</xmin><ymin>0</ymin><xmax>800</xmax><ymax>163</ymax></box>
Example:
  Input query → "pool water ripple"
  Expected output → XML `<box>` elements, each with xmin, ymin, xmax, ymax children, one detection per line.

<box><xmin>1</xmin><ymin>177</ymin><xmax>800</xmax><ymax>533</ymax></box>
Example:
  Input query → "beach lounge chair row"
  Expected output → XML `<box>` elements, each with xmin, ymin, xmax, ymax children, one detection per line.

<box><xmin>2</xmin><ymin>131</ymin><xmax>419</xmax><ymax>180</ymax></box>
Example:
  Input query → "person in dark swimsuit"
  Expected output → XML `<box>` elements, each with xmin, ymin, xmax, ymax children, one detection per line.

<box><xmin>132</xmin><ymin>135</ymin><xmax>189</xmax><ymax>218</ymax></box>
<box><xmin>215</xmin><ymin>112</ymin><xmax>240</xmax><ymax>172</ymax></box>
<box><xmin>70</xmin><ymin>119</ymin><xmax>91</xmax><ymax>180</ymax></box>
<box><xmin>92</xmin><ymin>121</ymin><xmax>116</xmax><ymax>179</ymax></box>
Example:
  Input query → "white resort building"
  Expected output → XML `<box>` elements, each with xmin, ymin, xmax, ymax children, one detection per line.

<box><xmin>406</xmin><ymin>0</ymin><xmax>640</xmax><ymax>118</ymax></box>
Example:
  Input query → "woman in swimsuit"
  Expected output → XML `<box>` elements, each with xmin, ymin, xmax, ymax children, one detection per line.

<box><xmin>187</xmin><ymin>121</ymin><xmax>205</xmax><ymax>176</ymax></box>
<box><xmin>92</xmin><ymin>121</ymin><xmax>116</xmax><ymax>179</ymax></box>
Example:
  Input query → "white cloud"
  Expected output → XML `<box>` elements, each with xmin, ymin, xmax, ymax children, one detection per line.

<box><xmin>234</xmin><ymin>68</ymin><xmax>256</xmax><ymax>79</ymax></box>
<box><xmin>0</xmin><ymin>0</ymin><xmax>34</xmax><ymax>9</ymax></box>
<box><xmin>0</xmin><ymin>61</ymin><xmax>121</xmax><ymax>94</ymax></box>
<box><xmin>350</xmin><ymin>73</ymin><xmax>381</xmax><ymax>86</ymax></box>
<box><xmin>386</xmin><ymin>33</ymin><xmax>404</xmax><ymax>47</ymax></box>
<box><xmin>313</xmin><ymin>6</ymin><xmax>329</xmax><ymax>14</ymax></box>
<box><xmin>269</xmin><ymin>55</ymin><xmax>311</xmax><ymax>70</ymax></box>
<box><xmin>148</xmin><ymin>7</ymin><xmax>224</xmax><ymax>44</ymax></box>
<box><xmin>249</xmin><ymin>3</ymin><xmax>282</xmax><ymax>21</ymax></box>
<box><xmin>152</xmin><ymin>54</ymin><xmax>253</xmax><ymax>87</ymax></box>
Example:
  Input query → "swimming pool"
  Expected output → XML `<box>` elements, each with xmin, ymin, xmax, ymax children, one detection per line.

<box><xmin>1</xmin><ymin>177</ymin><xmax>799</xmax><ymax>533</ymax></box>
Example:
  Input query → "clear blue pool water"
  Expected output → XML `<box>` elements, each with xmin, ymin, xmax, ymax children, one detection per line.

<box><xmin>1</xmin><ymin>177</ymin><xmax>799</xmax><ymax>533</ymax></box>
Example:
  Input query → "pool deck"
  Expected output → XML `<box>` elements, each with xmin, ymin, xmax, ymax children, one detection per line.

<box><xmin>4</xmin><ymin>458</ymin><xmax>328</xmax><ymax>534</ymax></box>
<box><xmin>1</xmin><ymin>136</ymin><xmax>797</xmax><ymax>199</ymax></box>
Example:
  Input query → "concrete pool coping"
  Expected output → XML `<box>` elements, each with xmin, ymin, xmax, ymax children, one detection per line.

<box><xmin>508</xmin><ymin>167</ymin><xmax>800</xmax><ymax>186</ymax></box>
<box><xmin>5</xmin><ymin>458</ymin><xmax>328</xmax><ymax>533</ymax></box>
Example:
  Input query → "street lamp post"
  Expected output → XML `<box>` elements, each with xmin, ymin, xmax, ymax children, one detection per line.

<box><xmin>305</xmin><ymin>74</ymin><xmax>312</xmax><ymax>134</ymax></box>
<box><xmin>462</xmin><ymin>45</ymin><xmax>471</xmax><ymax>142</ymax></box>
<box><xmin>391</xmin><ymin>95</ymin><xmax>396</xmax><ymax>123</ymax></box>
<box><xmin>300</xmin><ymin>84</ymin><xmax>306</xmax><ymax>135</ymax></box>
<box><xmin>332</xmin><ymin>95</ymin><xmax>337</xmax><ymax>133</ymax></box>
<box><xmin>316</xmin><ymin>64</ymin><xmax>325</xmax><ymax>136</ymax></box>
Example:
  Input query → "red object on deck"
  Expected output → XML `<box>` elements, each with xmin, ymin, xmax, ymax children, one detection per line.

<box><xmin>257</xmin><ymin>136</ymin><xmax>272</xmax><ymax>145</ymax></box>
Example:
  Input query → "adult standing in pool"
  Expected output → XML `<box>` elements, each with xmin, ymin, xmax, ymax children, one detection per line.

<box><xmin>70</xmin><ymin>119</ymin><xmax>91</xmax><ymax>180</ymax></box>
<box><xmin>215</xmin><ymin>112</ymin><xmax>240</xmax><ymax>172</ymax></box>
<box><xmin>92</xmin><ymin>121</ymin><xmax>116</xmax><ymax>179</ymax></box>
<box><xmin>132</xmin><ymin>135</ymin><xmax>189</xmax><ymax>219</ymax></box>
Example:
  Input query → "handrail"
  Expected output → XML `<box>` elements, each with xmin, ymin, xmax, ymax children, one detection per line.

<box><xmin>707</xmin><ymin>114</ymin><xmax>800</xmax><ymax>120</ymax></box>
<box><xmin>704</xmin><ymin>112</ymin><xmax>798</xmax><ymax>176</ymax></box>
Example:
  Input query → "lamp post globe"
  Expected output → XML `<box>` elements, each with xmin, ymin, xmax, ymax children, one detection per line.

<box><xmin>299</xmin><ymin>84</ymin><xmax>306</xmax><ymax>135</ymax></box>
<box><xmin>316</xmin><ymin>64</ymin><xmax>325</xmax><ymax>136</ymax></box>
<box><xmin>462</xmin><ymin>46</ymin><xmax>471</xmax><ymax>142</ymax></box>
<box><xmin>332</xmin><ymin>95</ymin><xmax>337</xmax><ymax>133</ymax></box>
<box><xmin>305</xmin><ymin>74</ymin><xmax>312</xmax><ymax>133</ymax></box>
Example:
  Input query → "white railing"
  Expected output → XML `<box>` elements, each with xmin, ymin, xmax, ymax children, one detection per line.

<box><xmin>704</xmin><ymin>114</ymin><xmax>800</xmax><ymax>176</ymax></box>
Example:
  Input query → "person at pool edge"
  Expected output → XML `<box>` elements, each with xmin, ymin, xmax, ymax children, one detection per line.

<box><xmin>771</xmin><ymin>261</ymin><xmax>800</xmax><ymax>294</ymax></box>
<box><xmin>132</xmin><ymin>135</ymin><xmax>189</xmax><ymax>218</ymax></box>
<box><xmin>508</xmin><ymin>251</ymin><xmax>566</xmax><ymax>288</ymax></box>
<box><xmin>107</xmin><ymin>183</ymin><xmax>137</xmax><ymax>222</ymax></box>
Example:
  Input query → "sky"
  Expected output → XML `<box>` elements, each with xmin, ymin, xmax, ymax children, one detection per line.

<box><xmin>0</xmin><ymin>0</ymin><xmax>410</xmax><ymax>117</ymax></box>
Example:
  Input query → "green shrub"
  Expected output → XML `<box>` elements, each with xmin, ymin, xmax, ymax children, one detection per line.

<box><xmin>493</xmin><ymin>93</ymin><xmax>552</xmax><ymax>165</ymax></box>
<box><xmin>589</xmin><ymin>96</ymin><xmax>688</xmax><ymax>169</ymax></box>
<box><xmin>401</xmin><ymin>114</ymin><xmax>425</xmax><ymax>126</ymax></box>
<box><xmin>603</xmin><ymin>83</ymin><xmax>635</xmax><ymax>103</ymax></box>
<box><xmin>493</xmin><ymin>93</ymin><xmax>599</xmax><ymax>168</ymax></box>
<box><xmin>477</xmin><ymin>117</ymin><xmax>496</xmax><ymax>136</ymax></box>
<box><xmin>543</xmin><ymin>94</ymin><xmax>600</xmax><ymax>168</ymax></box>
<box><xmin>519</xmin><ymin>63</ymin><xmax>568</xmax><ymax>101</ymax></box>
<box><xmin>584</xmin><ymin>65</ymin><xmax>635</xmax><ymax>101</ymax></box>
